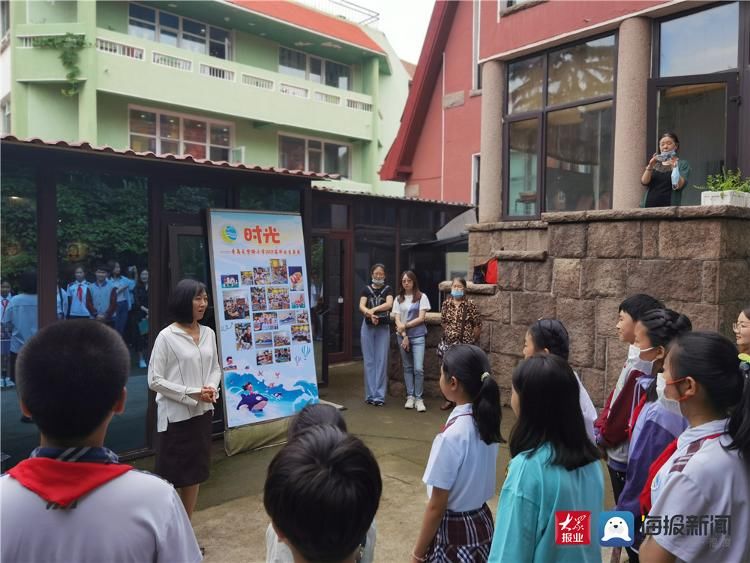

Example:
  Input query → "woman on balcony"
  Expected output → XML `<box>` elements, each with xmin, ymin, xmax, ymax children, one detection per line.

<box><xmin>641</xmin><ymin>131</ymin><xmax>691</xmax><ymax>207</ymax></box>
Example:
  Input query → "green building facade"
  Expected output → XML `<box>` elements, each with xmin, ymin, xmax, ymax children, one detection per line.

<box><xmin>3</xmin><ymin>0</ymin><xmax>410</xmax><ymax>195</ymax></box>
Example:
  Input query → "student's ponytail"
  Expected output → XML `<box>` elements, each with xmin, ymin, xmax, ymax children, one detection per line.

<box><xmin>442</xmin><ymin>344</ymin><xmax>504</xmax><ymax>444</ymax></box>
<box><xmin>670</xmin><ymin>332</ymin><xmax>750</xmax><ymax>468</ymax></box>
<box><xmin>727</xmin><ymin>356</ymin><xmax>750</xmax><ymax>468</ymax></box>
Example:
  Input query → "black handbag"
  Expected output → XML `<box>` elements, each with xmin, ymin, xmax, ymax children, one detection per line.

<box><xmin>364</xmin><ymin>285</ymin><xmax>392</xmax><ymax>326</ymax></box>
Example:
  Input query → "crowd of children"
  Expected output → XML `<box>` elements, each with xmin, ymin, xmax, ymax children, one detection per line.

<box><xmin>2</xmin><ymin>296</ymin><xmax>749</xmax><ymax>563</ymax></box>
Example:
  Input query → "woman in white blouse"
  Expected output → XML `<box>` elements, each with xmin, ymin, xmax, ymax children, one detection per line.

<box><xmin>148</xmin><ymin>279</ymin><xmax>221</xmax><ymax>521</ymax></box>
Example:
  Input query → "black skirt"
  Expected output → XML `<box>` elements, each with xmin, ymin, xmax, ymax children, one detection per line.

<box><xmin>155</xmin><ymin>410</ymin><xmax>213</xmax><ymax>487</ymax></box>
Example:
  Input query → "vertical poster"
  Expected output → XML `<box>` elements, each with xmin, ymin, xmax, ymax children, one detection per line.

<box><xmin>207</xmin><ymin>210</ymin><xmax>318</xmax><ymax>428</ymax></box>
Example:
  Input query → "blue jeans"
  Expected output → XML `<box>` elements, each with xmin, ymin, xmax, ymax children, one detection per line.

<box><xmin>361</xmin><ymin>321</ymin><xmax>390</xmax><ymax>402</ymax></box>
<box><xmin>114</xmin><ymin>301</ymin><xmax>129</xmax><ymax>337</ymax></box>
<box><xmin>397</xmin><ymin>335</ymin><xmax>425</xmax><ymax>399</ymax></box>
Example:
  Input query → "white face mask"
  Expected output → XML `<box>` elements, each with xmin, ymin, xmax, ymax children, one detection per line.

<box><xmin>628</xmin><ymin>344</ymin><xmax>641</xmax><ymax>360</ymax></box>
<box><xmin>632</xmin><ymin>346</ymin><xmax>656</xmax><ymax>375</ymax></box>
<box><xmin>656</xmin><ymin>373</ymin><xmax>683</xmax><ymax>417</ymax></box>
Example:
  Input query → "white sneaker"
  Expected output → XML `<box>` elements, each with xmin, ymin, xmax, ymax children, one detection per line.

<box><xmin>139</xmin><ymin>359</ymin><xmax>147</xmax><ymax>369</ymax></box>
<box><xmin>404</xmin><ymin>396</ymin><xmax>415</xmax><ymax>409</ymax></box>
<box><xmin>5</xmin><ymin>378</ymin><xmax>15</xmax><ymax>388</ymax></box>
<box><xmin>416</xmin><ymin>399</ymin><xmax>426</xmax><ymax>412</ymax></box>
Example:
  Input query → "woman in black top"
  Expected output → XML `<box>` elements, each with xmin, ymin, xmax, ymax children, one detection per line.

<box><xmin>641</xmin><ymin>131</ymin><xmax>691</xmax><ymax>207</ymax></box>
<box><xmin>358</xmin><ymin>264</ymin><xmax>394</xmax><ymax>406</ymax></box>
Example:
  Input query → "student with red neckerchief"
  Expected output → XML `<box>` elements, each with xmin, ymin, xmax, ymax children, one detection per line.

<box><xmin>640</xmin><ymin>332</ymin><xmax>750</xmax><ymax>563</ymax></box>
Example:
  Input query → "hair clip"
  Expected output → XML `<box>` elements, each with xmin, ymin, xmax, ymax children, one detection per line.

<box><xmin>481</xmin><ymin>372</ymin><xmax>490</xmax><ymax>382</ymax></box>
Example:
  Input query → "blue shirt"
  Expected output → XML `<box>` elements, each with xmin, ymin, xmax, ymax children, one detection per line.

<box><xmin>2</xmin><ymin>294</ymin><xmax>38</xmax><ymax>353</ymax></box>
<box><xmin>90</xmin><ymin>280</ymin><xmax>115</xmax><ymax>317</ymax></box>
<box><xmin>489</xmin><ymin>443</ymin><xmax>604</xmax><ymax>563</ymax></box>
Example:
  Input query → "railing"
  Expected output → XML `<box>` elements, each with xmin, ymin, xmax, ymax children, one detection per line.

<box><xmin>17</xmin><ymin>33</ymin><xmax>85</xmax><ymax>49</ymax></box>
<box><xmin>92</xmin><ymin>35</ymin><xmax>372</xmax><ymax>112</ymax></box>
<box><xmin>315</xmin><ymin>91</ymin><xmax>341</xmax><ymax>105</ymax></box>
<box><xmin>152</xmin><ymin>51</ymin><xmax>192</xmax><ymax>71</ymax></box>
<box><xmin>199</xmin><ymin>63</ymin><xmax>235</xmax><ymax>81</ymax></box>
<box><xmin>279</xmin><ymin>83</ymin><xmax>309</xmax><ymax>99</ymax></box>
<box><xmin>346</xmin><ymin>99</ymin><xmax>373</xmax><ymax>112</ymax></box>
<box><xmin>96</xmin><ymin>38</ymin><xmax>144</xmax><ymax>60</ymax></box>
<box><xmin>242</xmin><ymin>73</ymin><xmax>274</xmax><ymax>90</ymax></box>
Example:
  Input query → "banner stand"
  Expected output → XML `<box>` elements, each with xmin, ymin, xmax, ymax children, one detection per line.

<box><xmin>206</xmin><ymin>209</ymin><xmax>319</xmax><ymax>457</ymax></box>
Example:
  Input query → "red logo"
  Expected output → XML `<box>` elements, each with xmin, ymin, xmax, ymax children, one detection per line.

<box><xmin>555</xmin><ymin>511</ymin><xmax>591</xmax><ymax>545</ymax></box>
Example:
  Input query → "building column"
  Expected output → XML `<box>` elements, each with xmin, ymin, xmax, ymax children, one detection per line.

<box><xmin>612</xmin><ymin>17</ymin><xmax>651</xmax><ymax>210</ymax></box>
<box><xmin>77</xmin><ymin>0</ymin><xmax>98</xmax><ymax>143</ymax></box>
<box><xmin>478</xmin><ymin>60</ymin><xmax>505</xmax><ymax>222</ymax></box>
<box><xmin>364</xmin><ymin>57</ymin><xmax>380</xmax><ymax>191</ymax></box>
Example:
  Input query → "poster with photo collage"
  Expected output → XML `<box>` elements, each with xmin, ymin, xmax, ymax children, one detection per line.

<box><xmin>208</xmin><ymin>210</ymin><xmax>318</xmax><ymax>429</ymax></box>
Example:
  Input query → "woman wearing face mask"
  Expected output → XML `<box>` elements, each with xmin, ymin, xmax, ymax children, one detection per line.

<box><xmin>641</xmin><ymin>131</ymin><xmax>691</xmax><ymax>208</ymax></box>
<box><xmin>640</xmin><ymin>332</ymin><xmax>750</xmax><ymax>563</ymax></box>
<box><xmin>359</xmin><ymin>264</ymin><xmax>394</xmax><ymax>406</ymax></box>
<box><xmin>438</xmin><ymin>278</ymin><xmax>482</xmax><ymax>410</ymax></box>
<box><xmin>614</xmin><ymin>309</ymin><xmax>691</xmax><ymax>562</ymax></box>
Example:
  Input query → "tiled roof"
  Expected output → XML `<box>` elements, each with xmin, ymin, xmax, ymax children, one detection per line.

<box><xmin>1</xmin><ymin>135</ymin><xmax>337</xmax><ymax>179</ymax></box>
<box><xmin>227</xmin><ymin>0</ymin><xmax>385</xmax><ymax>54</ymax></box>
<box><xmin>310</xmin><ymin>184</ymin><xmax>472</xmax><ymax>207</ymax></box>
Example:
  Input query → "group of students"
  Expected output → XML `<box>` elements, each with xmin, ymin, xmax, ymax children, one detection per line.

<box><xmin>2</xmin><ymin>285</ymin><xmax>750</xmax><ymax>563</ymax></box>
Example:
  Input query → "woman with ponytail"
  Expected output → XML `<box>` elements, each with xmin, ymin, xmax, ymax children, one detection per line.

<box><xmin>489</xmin><ymin>354</ymin><xmax>602</xmax><ymax>563</ymax></box>
<box><xmin>411</xmin><ymin>345</ymin><xmax>502</xmax><ymax>562</ymax></box>
<box><xmin>640</xmin><ymin>332</ymin><xmax>750</xmax><ymax>563</ymax></box>
<box><xmin>614</xmin><ymin>309</ymin><xmax>691</xmax><ymax>562</ymax></box>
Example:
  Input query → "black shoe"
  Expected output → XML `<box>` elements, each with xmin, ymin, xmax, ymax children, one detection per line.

<box><xmin>20</xmin><ymin>416</ymin><xmax>33</xmax><ymax>423</ymax></box>
<box><xmin>373</xmin><ymin>400</ymin><xmax>384</xmax><ymax>407</ymax></box>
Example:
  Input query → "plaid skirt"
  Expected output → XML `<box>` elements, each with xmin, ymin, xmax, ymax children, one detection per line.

<box><xmin>427</xmin><ymin>503</ymin><xmax>494</xmax><ymax>563</ymax></box>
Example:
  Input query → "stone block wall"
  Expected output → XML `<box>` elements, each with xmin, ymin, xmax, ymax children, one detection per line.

<box><xmin>387</xmin><ymin>206</ymin><xmax>750</xmax><ymax>407</ymax></box>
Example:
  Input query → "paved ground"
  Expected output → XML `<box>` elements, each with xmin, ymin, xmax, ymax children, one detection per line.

<box><xmin>132</xmin><ymin>362</ymin><xmax>623</xmax><ymax>562</ymax></box>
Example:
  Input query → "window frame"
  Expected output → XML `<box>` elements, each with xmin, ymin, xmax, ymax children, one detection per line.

<box><xmin>127</xmin><ymin>104</ymin><xmax>234</xmax><ymax>160</ymax></box>
<box><xmin>277</xmin><ymin>46</ymin><xmax>352</xmax><ymax>91</ymax></box>
<box><xmin>502</xmin><ymin>31</ymin><xmax>618</xmax><ymax>220</ymax></box>
<box><xmin>277</xmin><ymin>132</ymin><xmax>352</xmax><ymax>178</ymax></box>
<box><xmin>128</xmin><ymin>2</ymin><xmax>232</xmax><ymax>60</ymax></box>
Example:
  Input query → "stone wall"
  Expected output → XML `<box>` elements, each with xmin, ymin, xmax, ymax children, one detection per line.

<box><xmin>387</xmin><ymin>206</ymin><xmax>750</xmax><ymax>407</ymax></box>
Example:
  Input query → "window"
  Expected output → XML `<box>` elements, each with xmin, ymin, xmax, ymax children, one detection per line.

<box><xmin>649</xmin><ymin>2</ymin><xmax>741</xmax><ymax>206</ymax></box>
<box><xmin>129</xmin><ymin>108</ymin><xmax>232</xmax><ymax>160</ymax></box>
<box><xmin>1</xmin><ymin>0</ymin><xmax>10</xmax><ymax>39</ymax></box>
<box><xmin>659</xmin><ymin>2</ymin><xmax>738</xmax><ymax>78</ymax></box>
<box><xmin>278</xmin><ymin>47</ymin><xmax>352</xmax><ymax>91</ymax></box>
<box><xmin>278</xmin><ymin>135</ymin><xmax>350</xmax><ymax>177</ymax></box>
<box><xmin>504</xmin><ymin>35</ymin><xmax>615</xmax><ymax>217</ymax></box>
<box><xmin>128</xmin><ymin>3</ymin><xmax>231</xmax><ymax>60</ymax></box>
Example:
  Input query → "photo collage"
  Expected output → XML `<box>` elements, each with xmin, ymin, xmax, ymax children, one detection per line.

<box><xmin>222</xmin><ymin>258</ymin><xmax>311</xmax><ymax>369</ymax></box>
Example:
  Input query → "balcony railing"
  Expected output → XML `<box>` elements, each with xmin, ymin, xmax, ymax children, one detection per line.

<box><xmin>199</xmin><ymin>63</ymin><xmax>235</xmax><ymax>82</ymax></box>
<box><xmin>96</xmin><ymin>38</ymin><xmax>144</xmax><ymax>60</ymax></box>
<box><xmin>152</xmin><ymin>51</ymin><xmax>192</xmax><ymax>72</ymax></box>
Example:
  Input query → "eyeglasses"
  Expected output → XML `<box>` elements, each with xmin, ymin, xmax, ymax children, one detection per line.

<box><xmin>733</xmin><ymin>323</ymin><xmax>750</xmax><ymax>332</ymax></box>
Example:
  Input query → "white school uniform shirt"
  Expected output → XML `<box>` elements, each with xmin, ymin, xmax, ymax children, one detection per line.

<box><xmin>648</xmin><ymin>418</ymin><xmax>750</xmax><ymax>563</ymax></box>
<box><xmin>0</xmin><ymin>470</ymin><xmax>201</xmax><ymax>563</ymax></box>
<box><xmin>574</xmin><ymin>371</ymin><xmax>598</xmax><ymax>443</ymax></box>
<box><xmin>423</xmin><ymin>403</ymin><xmax>499</xmax><ymax>512</ymax></box>
<box><xmin>148</xmin><ymin>324</ymin><xmax>222</xmax><ymax>432</ymax></box>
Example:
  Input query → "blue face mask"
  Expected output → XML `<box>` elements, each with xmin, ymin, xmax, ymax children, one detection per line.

<box><xmin>451</xmin><ymin>290</ymin><xmax>464</xmax><ymax>299</ymax></box>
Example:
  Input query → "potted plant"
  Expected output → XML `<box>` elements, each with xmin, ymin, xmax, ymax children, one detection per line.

<box><xmin>696</xmin><ymin>169</ymin><xmax>750</xmax><ymax>208</ymax></box>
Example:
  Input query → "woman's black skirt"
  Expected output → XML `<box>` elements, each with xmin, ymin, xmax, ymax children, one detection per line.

<box><xmin>155</xmin><ymin>410</ymin><xmax>213</xmax><ymax>487</ymax></box>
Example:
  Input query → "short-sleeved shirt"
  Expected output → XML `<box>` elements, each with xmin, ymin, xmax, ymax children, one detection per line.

<box><xmin>440</xmin><ymin>298</ymin><xmax>481</xmax><ymax>345</ymax></box>
<box><xmin>423</xmin><ymin>403</ymin><xmax>499</xmax><ymax>512</ymax></box>
<box><xmin>392</xmin><ymin>293</ymin><xmax>431</xmax><ymax>322</ymax></box>
<box><xmin>648</xmin><ymin>419</ymin><xmax>749</xmax><ymax>563</ymax></box>
<box><xmin>489</xmin><ymin>443</ymin><xmax>603</xmax><ymax>563</ymax></box>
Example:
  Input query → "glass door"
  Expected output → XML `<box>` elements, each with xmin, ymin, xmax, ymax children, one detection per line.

<box><xmin>649</xmin><ymin>73</ymin><xmax>739</xmax><ymax>205</ymax></box>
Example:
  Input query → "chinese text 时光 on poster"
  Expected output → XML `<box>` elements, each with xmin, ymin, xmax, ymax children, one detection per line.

<box><xmin>207</xmin><ymin>210</ymin><xmax>318</xmax><ymax>428</ymax></box>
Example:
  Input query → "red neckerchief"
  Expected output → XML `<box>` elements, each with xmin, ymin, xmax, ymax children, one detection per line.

<box><xmin>627</xmin><ymin>394</ymin><xmax>648</xmax><ymax>440</ymax></box>
<box><xmin>441</xmin><ymin>412</ymin><xmax>473</xmax><ymax>433</ymax></box>
<box><xmin>7</xmin><ymin>458</ymin><xmax>133</xmax><ymax>507</ymax></box>
<box><xmin>639</xmin><ymin>432</ymin><xmax>723</xmax><ymax>515</ymax></box>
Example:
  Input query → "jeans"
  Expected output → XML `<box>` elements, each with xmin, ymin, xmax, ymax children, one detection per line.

<box><xmin>114</xmin><ymin>300</ymin><xmax>129</xmax><ymax>337</ymax></box>
<box><xmin>361</xmin><ymin>321</ymin><xmax>390</xmax><ymax>402</ymax></box>
<box><xmin>397</xmin><ymin>335</ymin><xmax>425</xmax><ymax>399</ymax></box>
